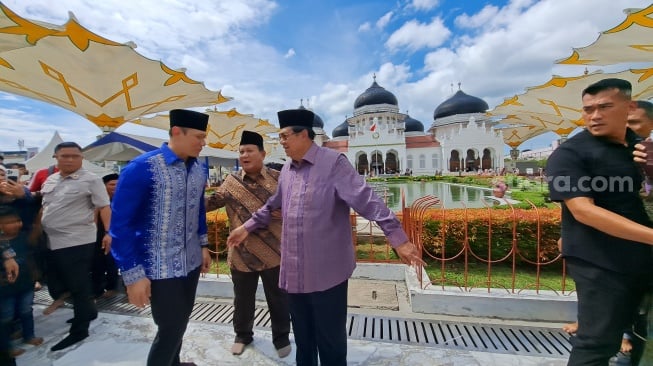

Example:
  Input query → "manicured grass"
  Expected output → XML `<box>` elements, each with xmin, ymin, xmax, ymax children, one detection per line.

<box><xmin>355</xmin><ymin>244</ymin><xmax>573</xmax><ymax>292</ymax></box>
<box><xmin>427</xmin><ymin>261</ymin><xmax>574</xmax><ymax>293</ymax></box>
<box><xmin>208</xmin><ymin>259</ymin><xmax>230</xmax><ymax>275</ymax></box>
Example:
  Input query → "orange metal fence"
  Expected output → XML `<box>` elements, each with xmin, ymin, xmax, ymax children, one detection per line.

<box><xmin>207</xmin><ymin>196</ymin><xmax>573</xmax><ymax>296</ymax></box>
<box><xmin>355</xmin><ymin>195</ymin><xmax>573</xmax><ymax>296</ymax></box>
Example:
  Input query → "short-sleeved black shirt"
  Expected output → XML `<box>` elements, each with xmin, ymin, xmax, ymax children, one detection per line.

<box><xmin>546</xmin><ymin>128</ymin><xmax>652</xmax><ymax>274</ymax></box>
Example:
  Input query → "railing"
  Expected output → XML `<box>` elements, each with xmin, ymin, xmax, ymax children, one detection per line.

<box><xmin>207</xmin><ymin>195</ymin><xmax>573</xmax><ymax>297</ymax></box>
<box><xmin>354</xmin><ymin>194</ymin><xmax>573</xmax><ymax>296</ymax></box>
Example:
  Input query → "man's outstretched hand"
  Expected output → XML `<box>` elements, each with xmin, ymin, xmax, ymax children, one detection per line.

<box><xmin>395</xmin><ymin>241</ymin><xmax>426</xmax><ymax>269</ymax></box>
<box><xmin>227</xmin><ymin>225</ymin><xmax>249</xmax><ymax>247</ymax></box>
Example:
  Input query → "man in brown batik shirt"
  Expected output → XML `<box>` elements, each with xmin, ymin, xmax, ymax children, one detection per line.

<box><xmin>206</xmin><ymin>131</ymin><xmax>291</xmax><ymax>358</ymax></box>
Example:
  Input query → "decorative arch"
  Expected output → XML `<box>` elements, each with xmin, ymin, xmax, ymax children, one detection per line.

<box><xmin>449</xmin><ymin>150</ymin><xmax>460</xmax><ymax>172</ymax></box>
<box><xmin>385</xmin><ymin>149</ymin><xmax>399</xmax><ymax>174</ymax></box>
<box><xmin>465</xmin><ymin>148</ymin><xmax>480</xmax><ymax>172</ymax></box>
<box><xmin>482</xmin><ymin>147</ymin><xmax>494</xmax><ymax>170</ymax></box>
<box><xmin>370</xmin><ymin>150</ymin><xmax>384</xmax><ymax>176</ymax></box>
<box><xmin>355</xmin><ymin>151</ymin><xmax>369</xmax><ymax>175</ymax></box>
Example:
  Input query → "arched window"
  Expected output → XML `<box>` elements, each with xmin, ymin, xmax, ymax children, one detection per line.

<box><xmin>419</xmin><ymin>154</ymin><xmax>426</xmax><ymax>169</ymax></box>
<box><xmin>407</xmin><ymin>155</ymin><xmax>413</xmax><ymax>169</ymax></box>
<box><xmin>431</xmin><ymin>154</ymin><xmax>438</xmax><ymax>169</ymax></box>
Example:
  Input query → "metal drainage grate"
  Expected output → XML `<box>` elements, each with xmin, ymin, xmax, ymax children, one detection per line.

<box><xmin>35</xmin><ymin>292</ymin><xmax>570</xmax><ymax>358</ymax></box>
<box><xmin>347</xmin><ymin>314</ymin><xmax>571</xmax><ymax>357</ymax></box>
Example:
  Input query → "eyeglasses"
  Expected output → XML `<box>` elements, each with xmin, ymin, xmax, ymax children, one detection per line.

<box><xmin>278</xmin><ymin>131</ymin><xmax>299</xmax><ymax>141</ymax></box>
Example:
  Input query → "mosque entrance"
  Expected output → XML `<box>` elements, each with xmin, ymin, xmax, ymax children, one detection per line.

<box><xmin>357</xmin><ymin>154</ymin><xmax>369</xmax><ymax>175</ymax></box>
<box><xmin>449</xmin><ymin>150</ymin><xmax>460</xmax><ymax>172</ymax></box>
<box><xmin>465</xmin><ymin>149</ymin><xmax>479</xmax><ymax>172</ymax></box>
<box><xmin>371</xmin><ymin>151</ymin><xmax>384</xmax><ymax>176</ymax></box>
<box><xmin>385</xmin><ymin>152</ymin><xmax>398</xmax><ymax>174</ymax></box>
<box><xmin>482</xmin><ymin>148</ymin><xmax>493</xmax><ymax>170</ymax></box>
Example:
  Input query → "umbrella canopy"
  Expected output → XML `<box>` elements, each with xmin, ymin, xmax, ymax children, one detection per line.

<box><xmin>489</xmin><ymin>5</ymin><xmax>653</xmax><ymax>149</ymax></box>
<box><xmin>0</xmin><ymin>3</ymin><xmax>230</xmax><ymax>131</ymax></box>
<box><xmin>133</xmin><ymin>108</ymin><xmax>279</xmax><ymax>151</ymax></box>
<box><xmin>489</xmin><ymin>68</ymin><xmax>653</xmax><ymax>140</ymax></box>
<box><xmin>557</xmin><ymin>4</ymin><xmax>653</xmax><ymax>66</ymax></box>
<box><xmin>489</xmin><ymin>111</ymin><xmax>581</xmax><ymax>137</ymax></box>
<box><xmin>82</xmin><ymin>131</ymin><xmax>239</xmax><ymax>167</ymax></box>
<box><xmin>494</xmin><ymin>124</ymin><xmax>549</xmax><ymax>148</ymax></box>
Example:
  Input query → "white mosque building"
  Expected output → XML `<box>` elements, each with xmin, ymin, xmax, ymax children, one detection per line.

<box><xmin>318</xmin><ymin>77</ymin><xmax>505</xmax><ymax>175</ymax></box>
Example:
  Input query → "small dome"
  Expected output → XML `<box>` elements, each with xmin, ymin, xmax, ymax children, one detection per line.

<box><xmin>433</xmin><ymin>90</ymin><xmax>489</xmax><ymax>120</ymax></box>
<box><xmin>298</xmin><ymin>104</ymin><xmax>324</xmax><ymax>128</ymax></box>
<box><xmin>404</xmin><ymin>115</ymin><xmax>424</xmax><ymax>132</ymax></box>
<box><xmin>332</xmin><ymin>120</ymin><xmax>349</xmax><ymax>137</ymax></box>
<box><xmin>354</xmin><ymin>80</ymin><xmax>398</xmax><ymax>109</ymax></box>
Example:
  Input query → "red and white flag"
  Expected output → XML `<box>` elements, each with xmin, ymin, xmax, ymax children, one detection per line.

<box><xmin>370</xmin><ymin>120</ymin><xmax>377</xmax><ymax>132</ymax></box>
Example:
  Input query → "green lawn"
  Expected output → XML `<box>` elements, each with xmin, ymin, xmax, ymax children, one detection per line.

<box><xmin>426</xmin><ymin>261</ymin><xmax>574</xmax><ymax>293</ymax></box>
<box><xmin>355</xmin><ymin>244</ymin><xmax>573</xmax><ymax>292</ymax></box>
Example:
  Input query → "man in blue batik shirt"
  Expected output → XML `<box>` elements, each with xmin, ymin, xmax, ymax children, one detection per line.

<box><xmin>110</xmin><ymin>109</ymin><xmax>212</xmax><ymax>366</ymax></box>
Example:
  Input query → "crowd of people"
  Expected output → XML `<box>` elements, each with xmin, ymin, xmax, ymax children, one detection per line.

<box><xmin>0</xmin><ymin>142</ymin><xmax>119</xmax><ymax>364</ymax></box>
<box><xmin>1</xmin><ymin>78</ymin><xmax>653</xmax><ymax>365</ymax></box>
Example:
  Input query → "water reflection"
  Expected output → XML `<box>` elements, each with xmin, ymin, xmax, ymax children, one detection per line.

<box><xmin>371</xmin><ymin>181</ymin><xmax>491</xmax><ymax>211</ymax></box>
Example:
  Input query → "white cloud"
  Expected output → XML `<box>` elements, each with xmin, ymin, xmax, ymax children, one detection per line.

<box><xmin>358</xmin><ymin>22</ymin><xmax>372</xmax><ymax>32</ymax></box>
<box><xmin>376</xmin><ymin>11</ymin><xmax>393</xmax><ymax>29</ymax></box>
<box><xmin>385</xmin><ymin>17</ymin><xmax>451</xmax><ymax>52</ymax></box>
<box><xmin>455</xmin><ymin>5</ymin><xmax>500</xmax><ymax>29</ymax></box>
<box><xmin>284</xmin><ymin>48</ymin><xmax>296</xmax><ymax>58</ymax></box>
<box><xmin>410</xmin><ymin>0</ymin><xmax>440</xmax><ymax>11</ymax></box>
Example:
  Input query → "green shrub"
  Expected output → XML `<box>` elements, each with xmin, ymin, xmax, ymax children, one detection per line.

<box><xmin>420</xmin><ymin>208</ymin><xmax>561</xmax><ymax>263</ymax></box>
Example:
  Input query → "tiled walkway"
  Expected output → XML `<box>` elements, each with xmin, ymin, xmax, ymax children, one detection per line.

<box><xmin>13</xmin><ymin>303</ymin><xmax>568</xmax><ymax>366</ymax></box>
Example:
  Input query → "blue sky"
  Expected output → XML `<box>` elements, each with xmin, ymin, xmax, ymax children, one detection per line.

<box><xmin>1</xmin><ymin>0</ymin><xmax>650</xmax><ymax>153</ymax></box>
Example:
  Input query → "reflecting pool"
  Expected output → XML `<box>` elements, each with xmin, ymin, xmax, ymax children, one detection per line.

<box><xmin>369</xmin><ymin>181</ymin><xmax>493</xmax><ymax>211</ymax></box>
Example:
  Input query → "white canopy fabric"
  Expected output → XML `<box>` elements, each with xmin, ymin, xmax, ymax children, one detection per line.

<box><xmin>82</xmin><ymin>132</ymin><xmax>239</xmax><ymax>167</ymax></box>
<box><xmin>0</xmin><ymin>3</ymin><xmax>230</xmax><ymax>131</ymax></box>
<box><xmin>25</xmin><ymin>131</ymin><xmax>112</xmax><ymax>176</ymax></box>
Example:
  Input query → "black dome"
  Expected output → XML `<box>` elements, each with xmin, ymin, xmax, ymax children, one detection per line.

<box><xmin>312</xmin><ymin>114</ymin><xmax>324</xmax><ymax>129</ymax></box>
<box><xmin>298</xmin><ymin>105</ymin><xmax>324</xmax><ymax>128</ymax></box>
<box><xmin>354</xmin><ymin>81</ymin><xmax>398</xmax><ymax>109</ymax></box>
<box><xmin>332</xmin><ymin>120</ymin><xmax>349</xmax><ymax>137</ymax></box>
<box><xmin>433</xmin><ymin>90</ymin><xmax>489</xmax><ymax>120</ymax></box>
<box><xmin>404</xmin><ymin>115</ymin><xmax>424</xmax><ymax>132</ymax></box>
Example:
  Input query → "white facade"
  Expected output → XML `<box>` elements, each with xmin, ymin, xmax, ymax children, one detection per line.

<box><xmin>318</xmin><ymin>80</ymin><xmax>507</xmax><ymax>176</ymax></box>
<box><xmin>430</xmin><ymin>114</ymin><xmax>505</xmax><ymax>173</ymax></box>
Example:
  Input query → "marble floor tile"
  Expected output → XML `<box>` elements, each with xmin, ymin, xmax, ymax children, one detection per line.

<box><xmin>14</xmin><ymin>305</ymin><xmax>568</xmax><ymax>366</ymax></box>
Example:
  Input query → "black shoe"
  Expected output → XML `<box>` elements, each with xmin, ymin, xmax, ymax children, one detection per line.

<box><xmin>51</xmin><ymin>332</ymin><xmax>89</xmax><ymax>351</ymax></box>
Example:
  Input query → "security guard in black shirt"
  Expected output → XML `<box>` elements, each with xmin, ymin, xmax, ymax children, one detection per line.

<box><xmin>547</xmin><ymin>78</ymin><xmax>653</xmax><ymax>366</ymax></box>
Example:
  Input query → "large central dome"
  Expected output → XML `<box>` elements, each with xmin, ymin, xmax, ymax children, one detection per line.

<box><xmin>433</xmin><ymin>90</ymin><xmax>488</xmax><ymax>120</ymax></box>
<box><xmin>354</xmin><ymin>79</ymin><xmax>398</xmax><ymax>109</ymax></box>
<box><xmin>298</xmin><ymin>104</ymin><xmax>324</xmax><ymax>128</ymax></box>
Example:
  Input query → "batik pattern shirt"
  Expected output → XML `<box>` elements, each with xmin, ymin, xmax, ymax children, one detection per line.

<box><xmin>244</xmin><ymin>143</ymin><xmax>409</xmax><ymax>293</ymax></box>
<box><xmin>110</xmin><ymin>143</ymin><xmax>208</xmax><ymax>286</ymax></box>
<box><xmin>207</xmin><ymin>167</ymin><xmax>281</xmax><ymax>272</ymax></box>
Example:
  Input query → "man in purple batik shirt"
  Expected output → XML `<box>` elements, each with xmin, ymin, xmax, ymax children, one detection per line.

<box><xmin>228</xmin><ymin>108</ymin><xmax>424</xmax><ymax>366</ymax></box>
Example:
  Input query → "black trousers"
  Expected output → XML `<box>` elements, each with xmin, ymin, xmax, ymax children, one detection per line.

<box><xmin>49</xmin><ymin>243</ymin><xmax>96</xmax><ymax>336</ymax></box>
<box><xmin>231</xmin><ymin>267</ymin><xmax>290</xmax><ymax>349</ymax></box>
<box><xmin>91</xmin><ymin>240</ymin><xmax>119</xmax><ymax>297</ymax></box>
<box><xmin>288</xmin><ymin>280</ymin><xmax>348</xmax><ymax>366</ymax></box>
<box><xmin>566</xmin><ymin>257</ymin><xmax>650</xmax><ymax>366</ymax></box>
<box><xmin>43</xmin><ymin>237</ymin><xmax>67</xmax><ymax>300</ymax></box>
<box><xmin>147</xmin><ymin>267</ymin><xmax>200</xmax><ymax>366</ymax></box>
